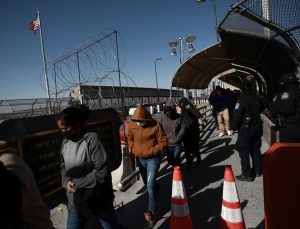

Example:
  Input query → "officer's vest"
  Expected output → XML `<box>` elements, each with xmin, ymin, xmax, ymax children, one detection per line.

<box><xmin>275</xmin><ymin>88</ymin><xmax>300</xmax><ymax>121</ymax></box>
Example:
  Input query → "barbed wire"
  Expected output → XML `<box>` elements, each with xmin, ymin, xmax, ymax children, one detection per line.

<box><xmin>37</xmin><ymin>29</ymin><xmax>135</xmax><ymax>101</ymax></box>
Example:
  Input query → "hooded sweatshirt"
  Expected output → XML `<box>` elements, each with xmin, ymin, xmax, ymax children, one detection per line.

<box><xmin>158</xmin><ymin>101</ymin><xmax>186</xmax><ymax>145</ymax></box>
<box><xmin>126</xmin><ymin>105</ymin><xmax>167</xmax><ymax>158</ymax></box>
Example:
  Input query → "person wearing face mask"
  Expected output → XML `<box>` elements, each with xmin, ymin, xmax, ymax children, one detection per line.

<box><xmin>126</xmin><ymin>104</ymin><xmax>167</xmax><ymax>229</ymax></box>
<box><xmin>56</xmin><ymin>105</ymin><xmax>119</xmax><ymax>229</ymax></box>
<box><xmin>0</xmin><ymin>137</ymin><xmax>55</xmax><ymax>229</ymax></box>
<box><xmin>157</xmin><ymin>100</ymin><xmax>186</xmax><ymax>167</ymax></box>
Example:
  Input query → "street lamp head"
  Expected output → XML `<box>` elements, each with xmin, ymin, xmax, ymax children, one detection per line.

<box><xmin>168</xmin><ymin>40</ymin><xmax>179</xmax><ymax>48</ymax></box>
<box><xmin>155</xmin><ymin>57</ymin><xmax>162</xmax><ymax>62</ymax></box>
<box><xmin>184</xmin><ymin>35</ymin><xmax>197</xmax><ymax>43</ymax></box>
<box><xmin>171</xmin><ymin>48</ymin><xmax>177</xmax><ymax>56</ymax></box>
<box><xmin>188</xmin><ymin>43</ymin><xmax>196</xmax><ymax>54</ymax></box>
<box><xmin>196</xmin><ymin>0</ymin><xmax>206</xmax><ymax>3</ymax></box>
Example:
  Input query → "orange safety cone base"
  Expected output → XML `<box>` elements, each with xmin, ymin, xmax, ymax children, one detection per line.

<box><xmin>170</xmin><ymin>166</ymin><xmax>193</xmax><ymax>229</ymax></box>
<box><xmin>171</xmin><ymin>214</ymin><xmax>193</xmax><ymax>229</ymax></box>
<box><xmin>221</xmin><ymin>166</ymin><xmax>246</xmax><ymax>229</ymax></box>
<box><xmin>221</xmin><ymin>219</ymin><xmax>246</xmax><ymax>229</ymax></box>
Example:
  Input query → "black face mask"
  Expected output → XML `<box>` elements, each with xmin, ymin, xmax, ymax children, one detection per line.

<box><xmin>61</xmin><ymin>129</ymin><xmax>76</xmax><ymax>141</ymax></box>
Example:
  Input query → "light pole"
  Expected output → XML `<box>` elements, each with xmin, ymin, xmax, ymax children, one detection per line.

<box><xmin>168</xmin><ymin>35</ymin><xmax>197</xmax><ymax>98</ymax></box>
<box><xmin>168</xmin><ymin>35</ymin><xmax>197</xmax><ymax>64</ymax></box>
<box><xmin>154</xmin><ymin>57</ymin><xmax>161</xmax><ymax>103</ymax></box>
<box><xmin>197</xmin><ymin>0</ymin><xmax>219</xmax><ymax>42</ymax></box>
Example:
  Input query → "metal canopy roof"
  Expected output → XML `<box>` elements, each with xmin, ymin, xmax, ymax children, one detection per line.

<box><xmin>171</xmin><ymin>0</ymin><xmax>300</xmax><ymax>97</ymax></box>
<box><xmin>171</xmin><ymin>43</ymin><xmax>249</xmax><ymax>90</ymax></box>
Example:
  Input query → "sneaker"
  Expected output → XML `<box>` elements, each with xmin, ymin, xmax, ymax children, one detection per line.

<box><xmin>218</xmin><ymin>132</ymin><xmax>225</xmax><ymax>137</ymax></box>
<box><xmin>144</xmin><ymin>211</ymin><xmax>155</xmax><ymax>228</ymax></box>
<box><xmin>236</xmin><ymin>174</ymin><xmax>254</xmax><ymax>182</ymax></box>
<box><xmin>227</xmin><ymin>130</ymin><xmax>233</xmax><ymax>136</ymax></box>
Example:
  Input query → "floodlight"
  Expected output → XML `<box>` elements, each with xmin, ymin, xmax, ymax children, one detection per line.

<box><xmin>171</xmin><ymin>48</ymin><xmax>177</xmax><ymax>56</ymax></box>
<box><xmin>184</xmin><ymin>35</ymin><xmax>197</xmax><ymax>44</ymax></box>
<box><xmin>168</xmin><ymin>40</ymin><xmax>179</xmax><ymax>48</ymax></box>
<box><xmin>188</xmin><ymin>44</ymin><xmax>195</xmax><ymax>54</ymax></box>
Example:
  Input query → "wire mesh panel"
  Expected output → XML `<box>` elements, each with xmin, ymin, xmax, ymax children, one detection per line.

<box><xmin>220</xmin><ymin>0</ymin><xmax>300</xmax><ymax>53</ymax></box>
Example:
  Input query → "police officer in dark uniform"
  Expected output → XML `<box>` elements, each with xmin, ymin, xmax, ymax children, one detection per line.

<box><xmin>268</xmin><ymin>73</ymin><xmax>300</xmax><ymax>142</ymax></box>
<box><xmin>232</xmin><ymin>78</ymin><xmax>264</xmax><ymax>181</ymax></box>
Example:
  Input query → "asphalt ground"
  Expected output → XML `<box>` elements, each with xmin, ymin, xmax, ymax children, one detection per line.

<box><xmin>51</xmin><ymin>118</ymin><xmax>267</xmax><ymax>229</ymax></box>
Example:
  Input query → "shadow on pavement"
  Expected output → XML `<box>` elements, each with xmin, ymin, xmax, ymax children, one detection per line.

<box><xmin>115</xmin><ymin>120</ymin><xmax>240</xmax><ymax>228</ymax></box>
<box><xmin>116</xmin><ymin>163</ymin><xmax>227</xmax><ymax>229</ymax></box>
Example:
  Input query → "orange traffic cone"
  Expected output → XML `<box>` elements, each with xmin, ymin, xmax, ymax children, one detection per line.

<box><xmin>221</xmin><ymin>165</ymin><xmax>246</xmax><ymax>229</ymax></box>
<box><xmin>170</xmin><ymin>166</ymin><xmax>193</xmax><ymax>229</ymax></box>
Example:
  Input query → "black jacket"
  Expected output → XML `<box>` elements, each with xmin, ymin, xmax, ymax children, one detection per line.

<box><xmin>232</xmin><ymin>93</ymin><xmax>263</xmax><ymax>131</ymax></box>
<box><xmin>268</xmin><ymin>84</ymin><xmax>300</xmax><ymax>123</ymax></box>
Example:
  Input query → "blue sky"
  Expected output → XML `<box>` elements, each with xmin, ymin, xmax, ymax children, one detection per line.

<box><xmin>0</xmin><ymin>0</ymin><xmax>236</xmax><ymax>100</ymax></box>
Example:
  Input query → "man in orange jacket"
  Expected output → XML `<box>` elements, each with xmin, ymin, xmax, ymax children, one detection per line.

<box><xmin>126</xmin><ymin>104</ymin><xmax>167</xmax><ymax>229</ymax></box>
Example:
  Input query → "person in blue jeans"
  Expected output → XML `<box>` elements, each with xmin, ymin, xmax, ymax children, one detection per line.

<box><xmin>158</xmin><ymin>100</ymin><xmax>186</xmax><ymax>166</ymax></box>
<box><xmin>56</xmin><ymin>105</ymin><xmax>119</xmax><ymax>229</ymax></box>
<box><xmin>126</xmin><ymin>104</ymin><xmax>167</xmax><ymax>228</ymax></box>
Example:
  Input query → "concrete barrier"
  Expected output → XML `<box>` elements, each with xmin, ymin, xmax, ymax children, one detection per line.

<box><xmin>263</xmin><ymin>143</ymin><xmax>300</xmax><ymax>229</ymax></box>
<box><xmin>261</xmin><ymin>113</ymin><xmax>278</xmax><ymax>146</ymax></box>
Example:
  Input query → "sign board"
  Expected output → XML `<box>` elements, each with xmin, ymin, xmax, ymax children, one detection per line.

<box><xmin>17</xmin><ymin>119</ymin><xmax>117</xmax><ymax>197</ymax></box>
<box><xmin>18</xmin><ymin>129</ymin><xmax>62</xmax><ymax>197</ymax></box>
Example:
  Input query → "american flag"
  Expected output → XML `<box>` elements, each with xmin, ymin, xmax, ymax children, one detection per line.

<box><xmin>27</xmin><ymin>16</ymin><xmax>40</xmax><ymax>32</ymax></box>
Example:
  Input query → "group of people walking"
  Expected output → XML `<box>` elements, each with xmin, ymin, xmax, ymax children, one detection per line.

<box><xmin>0</xmin><ymin>73</ymin><xmax>299</xmax><ymax>229</ymax></box>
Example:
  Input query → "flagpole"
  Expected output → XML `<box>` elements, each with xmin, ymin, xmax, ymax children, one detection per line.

<box><xmin>37</xmin><ymin>9</ymin><xmax>52</xmax><ymax>114</ymax></box>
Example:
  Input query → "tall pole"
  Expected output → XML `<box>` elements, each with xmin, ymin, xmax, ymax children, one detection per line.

<box><xmin>179</xmin><ymin>38</ymin><xmax>184</xmax><ymax>64</ymax></box>
<box><xmin>154</xmin><ymin>58</ymin><xmax>161</xmax><ymax>103</ymax></box>
<box><xmin>211</xmin><ymin>0</ymin><xmax>219</xmax><ymax>42</ymax></box>
<box><xmin>38</xmin><ymin>10</ymin><xmax>52</xmax><ymax>113</ymax></box>
<box><xmin>53</xmin><ymin>64</ymin><xmax>58</xmax><ymax>111</ymax></box>
<box><xmin>76</xmin><ymin>52</ymin><xmax>83</xmax><ymax>104</ymax></box>
<box><xmin>262</xmin><ymin>0</ymin><xmax>271</xmax><ymax>37</ymax></box>
<box><xmin>115</xmin><ymin>31</ymin><xmax>126</xmax><ymax>116</ymax></box>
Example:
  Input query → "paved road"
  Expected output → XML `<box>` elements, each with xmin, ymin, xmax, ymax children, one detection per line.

<box><xmin>114</xmin><ymin>120</ymin><xmax>267</xmax><ymax>229</ymax></box>
<box><xmin>50</xmin><ymin>119</ymin><xmax>267</xmax><ymax>229</ymax></box>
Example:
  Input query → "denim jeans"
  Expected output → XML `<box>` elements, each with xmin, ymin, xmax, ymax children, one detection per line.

<box><xmin>67</xmin><ymin>204</ymin><xmax>118</xmax><ymax>229</ymax></box>
<box><xmin>166</xmin><ymin>144</ymin><xmax>182</xmax><ymax>166</ymax></box>
<box><xmin>136</xmin><ymin>155</ymin><xmax>161</xmax><ymax>212</ymax></box>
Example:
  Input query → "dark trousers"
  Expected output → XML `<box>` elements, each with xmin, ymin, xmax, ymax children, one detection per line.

<box><xmin>183</xmin><ymin>134</ymin><xmax>200</xmax><ymax>165</ymax></box>
<box><xmin>235</xmin><ymin>124</ymin><xmax>263</xmax><ymax>176</ymax></box>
